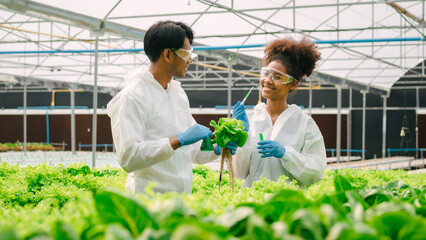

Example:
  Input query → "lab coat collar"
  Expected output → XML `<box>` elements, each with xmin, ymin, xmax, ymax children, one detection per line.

<box><xmin>252</xmin><ymin>102</ymin><xmax>267</xmax><ymax>126</ymax></box>
<box><xmin>270</xmin><ymin>104</ymin><xmax>299</xmax><ymax>140</ymax></box>
<box><xmin>254</xmin><ymin>102</ymin><xmax>266</xmax><ymax>112</ymax></box>
<box><xmin>143</xmin><ymin>70</ymin><xmax>181</xmax><ymax>92</ymax></box>
<box><xmin>142</xmin><ymin>70</ymin><xmax>165</xmax><ymax>91</ymax></box>
<box><xmin>168</xmin><ymin>79</ymin><xmax>182</xmax><ymax>90</ymax></box>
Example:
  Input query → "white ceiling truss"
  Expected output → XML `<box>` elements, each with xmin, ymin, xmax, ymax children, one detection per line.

<box><xmin>0</xmin><ymin>0</ymin><xmax>425</xmax><ymax>97</ymax></box>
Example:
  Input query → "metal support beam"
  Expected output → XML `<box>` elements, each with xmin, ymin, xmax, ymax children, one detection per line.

<box><xmin>11</xmin><ymin>74</ymin><xmax>114</xmax><ymax>93</ymax></box>
<box><xmin>311</xmin><ymin>71</ymin><xmax>389</xmax><ymax>96</ymax></box>
<box><xmin>336</xmin><ymin>86</ymin><xmax>342</xmax><ymax>163</ymax></box>
<box><xmin>71</xmin><ymin>87</ymin><xmax>76</xmax><ymax>154</ymax></box>
<box><xmin>0</xmin><ymin>0</ymin><xmax>263</xmax><ymax>69</ymax></box>
<box><xmin>91</xmin><ymin>34</ymin><xmax>99</xmax><ymax>168</ymax></box>
<box><xmin>382</xmin><ymin>95</ymin><xmax>387</xmax><ymax>158</ymax></box>
<box><xmin>347</xmin><ymin>89</ymin><xmax>352</xmax><ymax>161</ymax></box>
<box><xmin>416</xmin><ymin>87</ymin><xmax>419</xmax><ymax>158</ymax></box>
<box><xmin>227</xmin><ymin>63</ymin><xmax>232</xmax><ymax>117</ymax></box>
<box><xmin>362</xmin><ymin>91</ymin><xmax>367</xmax><ymax>160</ymax></box>
<box><xmin>23</xmin><ymin>78</ymin><xmax>27</xmax><ymax>155</ymax></box>
<box><xmin>0</xmin><ymin>0</ymin><xmax>146</xmax><ymax>40</ymax></box>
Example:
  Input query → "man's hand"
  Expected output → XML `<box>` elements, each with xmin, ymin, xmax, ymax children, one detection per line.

<box><xmin>177</xmin><ymin>124</ymin><xmax>213</xmax><ymax>147</ymax></box>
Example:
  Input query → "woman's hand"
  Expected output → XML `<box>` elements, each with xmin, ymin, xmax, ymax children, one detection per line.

<box><xmin>232</xmin><ymin>101</ymin><xmax>249</xmax><ymax>132</ymax></box>
<box><xmin>257</xmin><ymin>140</ymin><xmax>286</xmax><ymax>158</ymax></box>
<box><xmin>215</xmin><ymin>141</ymin><xmax>238</xmax><ymax>155</ymax></box>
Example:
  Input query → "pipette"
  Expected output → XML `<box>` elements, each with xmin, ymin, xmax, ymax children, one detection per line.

<box><xmin>241</xmin><ymin>87</ymin><xmax>254</xmax><ymax>105</ymax></box>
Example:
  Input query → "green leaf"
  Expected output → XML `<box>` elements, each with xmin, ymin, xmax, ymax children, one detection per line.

<box><xmin>363</xmin><ymin>189</ymin><xmax>392</xmax><ymax>206</ymax></box>
<box><xmin>242</xmin><ymin>214</ymin><xmax>276</xmax><ymax>240</ymax></box>
<box><xmin>346</xmin><ymin>190</ymin><xmax>369</xmax><ymax>209</ymax></box>
<box><xmin>236</xmin><ymin>202</ymin><xmax>261</xmax><ymax>209</ymax></box>
<box><xmin>236</xmin><ymin>131</ymin><xmax>248</xmax><ymax>147</ymax></box>
<box><xmin>80</xmin><ymin>165</ymin><xmax>92</xmax><ymax>175</ymax></box>
<box><xmin>50</xmin><ymin>220</ymin><xmax>79</xmax><ymax>240</ymax></box>
<box><xmin>384</xmin><ymin>180</ymin><xmax>409</xmax><ymax>190</ymax></box>
<box><xmin>0</xmin><ymin>229</ymin><xmax>19</xmax><ymax>240</ymax></box>
<box><xmin>369</xmin><ymin>211</ymin><xmax>426</xmax><ymax>240</ymax></box>
<box><xmin>289</xmin><ymin>209</ymin><xmax>326</xmax><ymax>240</ymax></box>
<box><xmin>315</xmin><ymin>195</ymin><xmax>349</xmax><ymax>217</ymax></box>
<box><xmin>257</xmin><ymin>189</ymin><xmax>312</xmax><ymax>223</ymax></box>
<box><xmin>345</xmin><ymin>190</ymin><xmax>369</xmax><ymax>222</ymax></box>
<box><xmin>366</xmin><ymin>201</ymin><xmax>416</xmax><ymax>219</ymax></box>
<box><xmin>170</xmin><ymin>222</ymin><xmax>223</xmax><ymax>240</ymax></box>
<box><xmin>151</xmin><ymin>198</ymin><xmax>194</xmax><ymax>231</ymax></box>
<box><xmin>139</xmin><ymin>228</ymin><xmax>171</xmax><ymax>240</ymax></box>
<box><xmin>104</xmin><ymin>224</ymin><xmax>134</xmax><ymax>240</ymax></box>
<box><xmin>415</xmin><ymin>206</ymin><xmax>426</xmax><ymax>217</ymax></box>
<box><xmin>80</xmin><ymin>224</ymin><xmax>104</xmax><ymax>240</ymax></box>
<box><xmin>326</xmin><ymin>222</ymin><xmax>377</xmax><ymax>240</ymax></box>
<box><xmin>334</xmin><ymin>175</ymin><xmax>353</xmax><ymax>192</ymax></box>
<box><xmin>94</xmin><ymin>190</ymin><xmax>158</xmax><ymax>238</ymax></box>
<box><xmin>200</xmin><ymin>137</ymin><xmax>214</xmax><ymax>151</ymax></box>
<box><xmin>216</xmin><ymin>207</ymin><xmax>254</xmax><ymax>237</ymax></box>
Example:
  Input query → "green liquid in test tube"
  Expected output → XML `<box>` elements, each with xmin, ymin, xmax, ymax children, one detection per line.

<box><xmin>241</xmin><ymin>87</ymin><xmax>254</xmax><ymax>105</ymax></box>
<box><xmin>259</xmin><ymin>133</ymin><xmax>265</xmax><ymax>157</ymax></box>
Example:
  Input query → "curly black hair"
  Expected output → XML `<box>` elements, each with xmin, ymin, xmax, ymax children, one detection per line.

<box><xmin>263</xmin><ymin>37</ymin><xmax>321</xmax><ymax>81</ymax></box>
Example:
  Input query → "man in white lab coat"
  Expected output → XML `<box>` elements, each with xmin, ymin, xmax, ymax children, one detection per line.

<box><xmin>107</xmin><ymin>21</ymin><xmax>223</xmax><ymax>194</ymax></box>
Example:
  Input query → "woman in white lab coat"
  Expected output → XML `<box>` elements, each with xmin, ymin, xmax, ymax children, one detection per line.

<box><xmin>232</xmin><ymin>37</ymin><xmax>326</xmax><ymax>188</ymax></box>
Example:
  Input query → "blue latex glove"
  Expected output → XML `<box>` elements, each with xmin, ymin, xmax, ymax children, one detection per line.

<box><xmin>177</xmin><ymin>124</ymin><xmax>213</xmax><ymax>147</ymax></box>
<box><xmin>215</xmin><ymin>141</ymin><xmax>238</xmax><ymax>155</ymax></box>
<box><xmin>232</xmin><ymin>101</ymin><xmax>249</xmax><ymax>132</ymax></box>
<box><xmin>257</xmin><ymin>140</ymin><xmax>286</xmax><ymax>158</ymax></box>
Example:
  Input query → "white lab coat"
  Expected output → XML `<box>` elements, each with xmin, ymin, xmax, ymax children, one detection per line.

<box><xmin>233</xmin><ymin>103</ymin><xmax>326</xmax><ymax>188</ymax></box>
<box><xmin>107</xmin><ymin>69</ymin><xmax>218</xmax><ymax>194</ymax></box>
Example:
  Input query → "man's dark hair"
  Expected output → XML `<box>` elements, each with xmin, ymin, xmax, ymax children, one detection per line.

<box><xmin>144</xmin><ymin>21</ymin><xmax>194</xmax><ymax>63</ymax></box>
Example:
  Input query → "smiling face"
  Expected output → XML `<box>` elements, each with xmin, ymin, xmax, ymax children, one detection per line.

<box><xmin>260</xmin><ymin>60</ymin><xmax>298</xmax><ymax>101</ymax></box>
<box><xmin>170</xmin><ymin>37</ymin><xmax>193</xmax><ymax>78</ymax></box>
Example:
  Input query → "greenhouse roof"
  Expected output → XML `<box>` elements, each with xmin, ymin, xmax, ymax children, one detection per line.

<box><xmin>0</xmin><ymin>0</ymin><xmax>425</xmax><ymax>96</ymax></box>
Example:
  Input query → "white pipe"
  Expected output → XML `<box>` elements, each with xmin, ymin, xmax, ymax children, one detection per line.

<box><xmin>71</xmin><ymin>88</ymin><xmax>76</xmax><ymax>154</ymax></box>
<box><xmin>227</xmin><ymin>64</ymin><xmax>232</xmax><ymax>117</ymax></box>
<box><xmin>416</xmin><ymin>87</ymin><xmax>419</xmax><ymax>158</ymax></box>
<box><xmin>336</xmin><ymin>86</ymin><xmax>341</xmax><ymax>163</ymax></box>
<box><xmin>362</xmin><ymin>91</ymin><xmax>367</xmax><ymax>160</ymax></box>
<box><xmin>92</xmin><ymin>35</ymin><xmax>99</xmax><ymax>168</ymax></box>
<box><xmin>23</xmin><ymin>79</ymin><xmax>27</xmax><ymax>155</ymax></box>
<box><xmin>382</xmin><ymin>96</ymin><xmax>387</xmax><ymax>158</ymax></box>
<box><xmin>347</xmin><ymin>89</ymin><xmax>352</xmax><ymax>161</ymax></box>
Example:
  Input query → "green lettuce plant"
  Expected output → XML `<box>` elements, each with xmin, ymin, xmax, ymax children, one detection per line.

<box><xmin>210</xmin><ymin>118</ymin><xmax>248</xmax><ymax>148</ymax></box>
<box><xmin>210</xmin><ymin>117</ymin><xmax>248</xmax><ymax>192</ymax></box>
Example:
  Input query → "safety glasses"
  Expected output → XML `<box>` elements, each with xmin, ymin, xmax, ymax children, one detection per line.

<box><xmin>171</xmin><ymin>47</ymin><xmax>193</xmax><ymax>61</ymax></box>
<box><xmin>260</xmin><ymin>66</ymin><xmax>297</xmax><ymax>84</ymax></box>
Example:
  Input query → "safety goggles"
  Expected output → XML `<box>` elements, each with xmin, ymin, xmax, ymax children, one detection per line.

<box><xmin>260</xmin><ymin>66</ymin><xmax>297</xmax><ymax>84</ymax></box>
<box><xmin>171</xmin><ymin>47</ymin><xmax>193</xmax><ymax>61</ymax></box>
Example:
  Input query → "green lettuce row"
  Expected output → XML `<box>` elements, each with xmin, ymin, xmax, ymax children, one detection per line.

<box><xmin>0</xmin><ymin>163</ymin><xmax>425</xmax><ymax>239</ymax></box>
<box><xmin>2</xmin><ymin>174</ymin><xmax>425</xmax><ymax>239</ymax></box>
